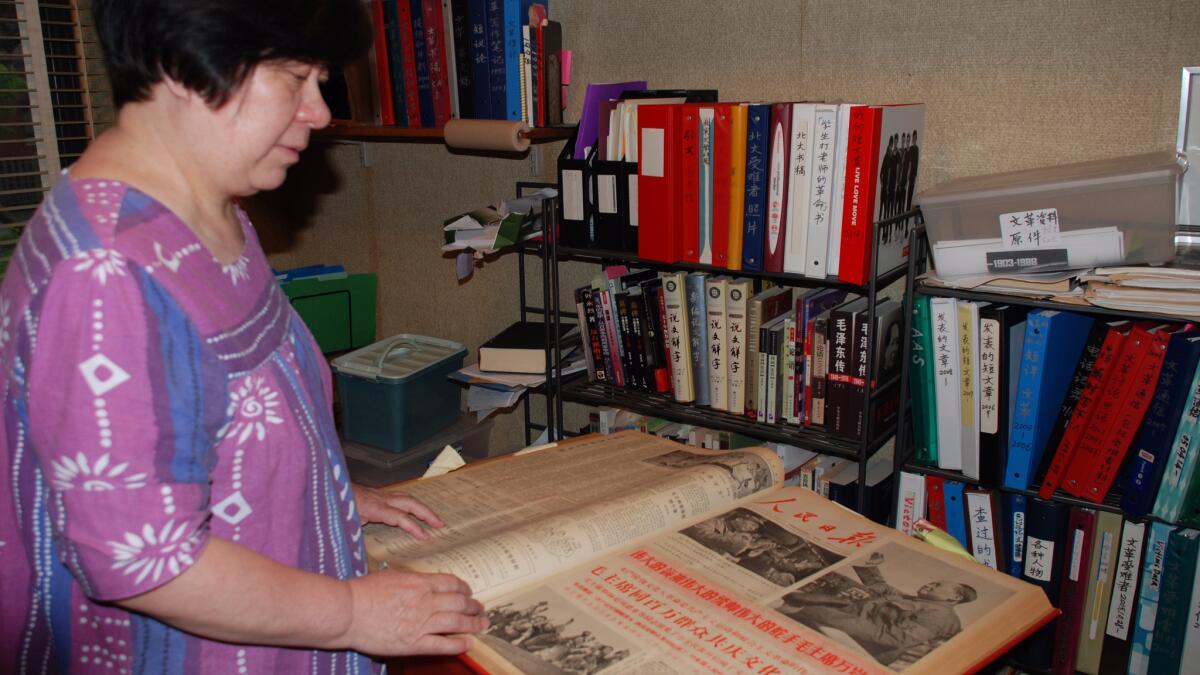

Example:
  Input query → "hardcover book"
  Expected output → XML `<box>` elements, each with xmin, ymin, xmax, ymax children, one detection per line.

<box><xmin>365</xmin><ymin>431</ymin><xmax>1057</xmax><ymax>675</ymax></box>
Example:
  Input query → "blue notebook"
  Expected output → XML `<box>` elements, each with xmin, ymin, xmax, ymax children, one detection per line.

<box><xmin>740</xmin><ymin>104</ymin><xmax>770</xmax><ymax>272</ymax></box>
<box><xmin>466</xmin><ymin>0</ymin><xmax>492</xmax><ymax>119</ymax></box>
<box><xmin>1127</xmin><ymin>521</ymin><xmax>1174</xmax><ymax>675</ymax></box>
<box><xmin>501</xmin><ymin>0</ymin><xmax>522</xmax><ymax>121</ymax></box>
<box><xmin>1121</xmin><ymin>332</ymin><xmax>1200</xmax><ymax>519</ymax></box>
<box><xmin>1002</xmin><ymin>491</ymin><xmax>1027</xmax><ymax>578</ymax></box>
<box><xmin>943</xmin><ymin>480</ymin><xmax>968</xmax><ymax>550</ymax></box>
<box><xmin>409</xmin><ymin>0</ymin><xmax>435</xmax><ymax>127</ymax></box>
<box><xmin>1003</xmin><ymin>310</ymin><xmax>1093</xmax><ymax>490</ymax></box>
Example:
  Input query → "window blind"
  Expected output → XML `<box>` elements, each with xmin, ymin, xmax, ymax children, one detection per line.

<box><xmin>0</xmin><ymin>0</ymin><xmax>105</xmax><ymax>273</ymax></box>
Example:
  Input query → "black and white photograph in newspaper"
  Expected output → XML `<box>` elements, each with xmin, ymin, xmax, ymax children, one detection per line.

<box><xmin>482</xmin><ymin>588</ymin><xmax>634</xmax><ymax>674</ymax></box>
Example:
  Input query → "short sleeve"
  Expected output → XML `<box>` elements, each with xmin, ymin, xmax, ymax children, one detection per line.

<box><xmin>26</xmin><ymin>250</ymin><xmax>225</xmax><ymax>600</ymax></box>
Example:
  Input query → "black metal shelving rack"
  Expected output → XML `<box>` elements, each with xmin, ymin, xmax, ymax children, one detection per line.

<box><xmin>889</xmin><ymin>225</ymin><xmax>1195</xmax><ymax>527</ymax></box>
<box><xmin>534</xmin><ymin>203</ymin><xmax>923</xmax><ymax>514</ymax></box>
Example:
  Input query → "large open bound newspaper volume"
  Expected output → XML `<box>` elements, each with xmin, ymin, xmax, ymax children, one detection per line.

<box><xmin>365</xmin><ymin>431</ymin><xmax>1055</xmax><ymax>674</ymax></box>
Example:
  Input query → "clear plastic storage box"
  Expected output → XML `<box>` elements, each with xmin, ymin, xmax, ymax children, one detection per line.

<box><xmin>918</xmin><ymin>152</ymin><xmax>1184</xmax><ymax>277</ymax></box>
<box><xmin>331</xmin><ymin>334</ymin><xmax>466</xmax><ymax>453</ymax></box>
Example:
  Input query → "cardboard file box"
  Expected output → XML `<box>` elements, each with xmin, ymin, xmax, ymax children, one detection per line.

<box><xmin>919</xmin><ymin>152</ymin><xmax>1184</xmax><ymax>276</ymax></box>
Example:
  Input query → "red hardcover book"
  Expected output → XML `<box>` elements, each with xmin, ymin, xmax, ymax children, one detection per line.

<box><xmin>710</xmin><ymin>103</ymin><xmax>732</xmax><ymax>268</ymax></box>
<box><xmin>395</xmin><ymin>0</ymin><xmax>422</xmax><ymax>126</ymax></box>
<box><xmin>679</xmin><ymin>104</ymin><xmax>701</xmax><ymax>263</ymax></box>
<box><xmin>637</xmin><ymin>104</ymin><xmax>683</xmax><ymax>263</ymax></box>
<box><xmin>1038</xmin><ymin>322</ymin><xmax>1130</xmax><ymax>499</ymax></box>
<box><xmin>926</xmin><ymin>476</ymin><xmax>947</xmax><ymax>530</ymax></box>
<box><xmin>654</xmin><ymin>284</ymin><xmax>673</xmax><ymax>394</ymax></box>
<box><xmin>1050</xmin><ymin>507</ymin><xmax>1097</xmax><ymax>675</ymax></box>
<box><xmin>370</xmin><ymin>0</ymin><xmax>396</xmax><ymax>125</ymax></box>
<box><xmin>1065</xmin><ymin>325</ymin><xmax>1171</xmax><ymax>501</ymax></box>
<box><xmin>534</xmin><ymin>20</ymin><xmax>545</xmax><ymax>127</ymax></box>
<box><xmin>836</xmin><ymin>105</ymin><xmax>881</xmax><ymax>285</ymax></box>
<box><xmin>763</xmin><ymin>102</ymin><xmax>792</xmax><ymax>273</ymax></box>
<box><xmin>420</xmin><ymin>0</ymin><xmax>452</xmax><ymax>127</ymax></box>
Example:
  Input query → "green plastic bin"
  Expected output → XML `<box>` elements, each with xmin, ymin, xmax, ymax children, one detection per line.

<box><xmin>282</xmin><ymin>273</ymin><xmax>377</xmax><ymax>354</ymax></box>
<box><xmin>331</xmin><ymin>334</ymin><xmax>466</xmax><ymax>453</ymax></box>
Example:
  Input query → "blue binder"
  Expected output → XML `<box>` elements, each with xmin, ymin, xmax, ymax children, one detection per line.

<box><xmin>1120</xmin><ymin>332</ymin><xmax>1200</xmax><ymax>519</ymax></box>
<box><xmin>1127</xmin><ymin>521</ymin><xmax>1174</xmax><ymax>675</ymax></box>
<box><xmin>943</xmin><ymin>480</ymin><xmax>968</xmax><ymax>550</ymax></box>
<box><xmin>409</xmin><ymin>0</ymin><xmax>435</xmax><ymax>127</ymax></box>
<box><xmin>466</xmin><ymin>0</ymin><xmax>492</xmax><ymax>119</ymax></box>
<box><xmin>1003</xmin><ymin>310</ymin><xmax>1093</xmax><ymax>490</ymax></box>
<box><xmin>740</xmin><ymin>104</ymin><xmax>770</xmax><ymax>272</ymax></box>
<box><xmin>501</xmin><ymin>0</ymin><xmax>522</xmax><ymax>121</ymax></box>
<box><xmin>1002</xmin><ymin>491</ymin><xmax>1027</xmax><ymax>578</ymax></box>
<box><xmin>1147</xmin><ymin>528</ymin><xmax>1200</xmax><ymax>675</ymax></box>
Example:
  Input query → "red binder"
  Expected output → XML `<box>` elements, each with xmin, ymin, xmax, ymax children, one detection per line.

<box><xmin>763</xmin><ymin>102</ymin><xmax>792</xmax><ymax>273</ymax></box>
<box><xmin>926</xmin><ymin>476</ymin><xmax>947</xmax><ymax>530</ymax></box>
<box><xmin>1065</xmin><ymin>325</ymin><xmax>1171</xmax><ymax>501</ymax></box>
<box><xmin>420</xmin><ymin>0</ymin><xmax>452</xmax><ymax>127</ymax></box>
<box><xmin>1050</xmin><ymin>507</ymin><xmax>1096</xmax><ymax>675</ymax></box>
<box><xmin>1038</xmin><ymin>322</ymin><xmax>1130</xmax><ymax>499</ymax></box>
<box><xmin>370</xmin><ymin>0</ymin><xmax>395</xmax><ymax>125</ymax></box>
<box><xmin>679</xmin><ymin>104</ymin><xmax>701</xmax><ymax>263</ymax></box>
<box><xmin>710</xmin><ymin>103</ymin><xmax>732</xmax><ymax>268</ymax></box>
<box><xmin>637</xmin><ymin>104</ymin><xmax>683</xmax><ymax>263</ymax></box>
<box><xmin>836</xmin><ymin>105</ymin><xmax>882</xmax><ymax>286</ymax></box>
<box><xmin>395</xmin><ymin>0</ymin><xmax>422</xmax><ymax>126</ymax></box>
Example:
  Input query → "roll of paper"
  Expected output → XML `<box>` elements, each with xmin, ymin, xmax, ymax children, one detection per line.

<box><xmin>442</xmin><ymin>119</ymin><xmax>531</xmax><ymax>152</ymax></box>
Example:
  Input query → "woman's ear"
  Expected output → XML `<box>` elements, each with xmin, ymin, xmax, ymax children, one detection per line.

<box><xmin>160</xmin><ymin>76</ymin><xmax>193</xmax><ymax>102</ymax></box>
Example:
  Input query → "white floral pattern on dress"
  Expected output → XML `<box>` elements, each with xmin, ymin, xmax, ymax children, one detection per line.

<box><xmin>107</xmin><ymin>520</ymin><xmax>200</xmax><ymax>585</ymax></box>
<box><xmin>221</xmin><ymin>256</ymin><xmax>250</xmax><ymax>286</ymax></box>
<box><xmin>219</xmin><ymin>375</ymin><xmax>283</xmax><ymax>443</ymax></box>
<box><xmin>72</xmin><ymin>249</ymin><xmax>127</xmax><ymax>285</ymax></box>
<box><xmin>0</xmin><ymin>295</ymin><xmax>10</xmax><ymax>350</ymax></box>
<box><xmin>50</xmin><ymin>452</ymin><xmax>148</xmax><ymax>491</ymax></box>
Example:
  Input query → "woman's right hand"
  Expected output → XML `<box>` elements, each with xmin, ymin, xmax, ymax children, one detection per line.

<box><xmin>342</xmin><ymin>569</ymin><xmax>489</xmax><ymax>656</ymax></box>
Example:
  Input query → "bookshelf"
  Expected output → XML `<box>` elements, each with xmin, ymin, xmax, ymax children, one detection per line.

<box><xmin>538</xmin><ymin>200</ymin><xmax>920</xmax><ymax>514</ymax></box>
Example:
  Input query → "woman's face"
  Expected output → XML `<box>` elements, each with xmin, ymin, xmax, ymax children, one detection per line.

<box><xmin>191</xmin><ymin>59</ymin><xmax>331</xmax><ymax>196</ymax></box>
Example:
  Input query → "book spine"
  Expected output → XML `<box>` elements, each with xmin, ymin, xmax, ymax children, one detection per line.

<box><xmin>958</xmin><ymin>303</ymin><xmax>979</xmax><ymax>479</ymax></box>
<box><xmin>485</xmin><ymin>0</ymin><xmax>505</xmax><ymax>119</ymax></box>
<box><xmin>654</xmin><ymin>284</ymin><xmax>674</xmax><ymax>395</ymax></box>
<box><xmin>811</xmin><ymin>315</ymin><xmax>830</xmax><ymax>426</ymax></box>
<box><xmin>698</xmin><ymin>108</ymin><xmax>716</xmax><ymax>265</ymax></box>
<box><xmin>1127</xmin><ymin>521</ymin><xmax>1172</xmax><ymax>675</ymax></box>
<box><xmin>1152</xmin><ymin>363</ymin><xmax>1200</xmax><ymax>522</ymax></box>
<box><xmin>895</xmin><ymin>471</ymin><xmax>925</xmax><ymax>536</ymax></box>
<box><xmin>442</xmin><ymin>0</ymin><xmax>460</xmax><ymax>119</ymax></box>
<box><xmin>1050</xmin><ymin>507</ymin><xmax>1095</xmax><ymax>675</ymax></box>
<box><xmin>741</xmin><ymin>105</ymin><xmax>769</xmax><ymax>272</ymax></box>
<box><xmin>1076</xmin><ymin>330</ymin><xmax>1169</xmax><ymax>502</ymax></box>
<box><xmin>392</xmin><ymin>0</ymin><xmax>422</xmax><ymax>126</ymax></box>
<box><xmin>450</xmin><ymin>0</ymin><xmax>473</xmax><ymax>118</ymax></box>
<box><xmin>710</xmin><ymin>105</ymin><xmax>731</xmax><ymax>268</ymax></box>
<box><xmin>910</xmin><ymin>295</ymin><xmax>938</xmax><ymax>465</ymax></box>
<box><xmin>804</xmin><ymin>106</ymin><xmax>837</xmax><ymax>279</ymax></box>
<box><xmin>615</xmin><ymin>293</ymin><xmax>643</xmax><ymax>391</ymax></box>
<box><xmin>1097</xmin><ymin>519</ymin><xmax>1145</xmax><ymax>675</ymax></box>
<box><xmin>579</xmin><ymin>288</ymin><xmax>605</xmax><ymax>382</ymax></box>
<box><xmin>783</xmin><ymin>103</ymin><xmax>814</xmax><ymax>275</ymax></box>
<box><xmin>1146</xmin><ymin>529</ymin><xmax>1200</xmax><ymax>675</ymax></box>
<box><xmin>783</xmin><ymin>317</ymin><xmax>797</xmax><ymax>425</ymax></box>
<box><xmin>826</xmin><ymin>305</ymin><xmax>857</xmax><ymax>438</ymax></box>
<box><xmin>827</xmin><ymin>104</ymin><xmax>854</xmax><ymax>276</ymax></box>
<box><xmin>371</xmin><ymin>0</ymin><xmax>396</xmax><ymax>125</ymax></box>
<box><xmin>590</xmin><ymin>289</ymin><xmax>615</xmax><ymax>384</ymax></box>
<box><xmin>837</xmin><ymin>105</ymin><xmax>879</xmax><ymax>286</ymax></box>
<box><xmin>1034</xmin><ymin>322</ymin><xmax>1108</xmax><ymax>489</ymax></box>
<box><xmin>1004</xmin><ymin>492</ymin><xmax>1027</xmax><ymax>578</ymax></box>
<box><xmin>638</xmin><ymin>284</ymin><xmax>670</xmax><ymax>394</ymax></box>
<box><xmin>764</xmin><ymin>102</ymin><xmax>791</xmax><ymax>273</ymax></box>
<box><xmin>685</xmin><ymin>274</ymin><xmax>709</xmax><ymax>406</ymax></box>
<box><xmin>502</xmin><ymin>0</ymin><xmax>521</xmax><ymax>120</ymax></box>
<box><xmin>519</xmin><ymin>24</ymin><xmax>530</xmax><ymax>123</ymax></box>
<box><xmin>766</xmin><ymin>325</ymin><xmax>779</xmax><ymax>424</ymax></box>
<box><xmin>409</xmin><ymin>0</ymin><xmax>434</xmax><ymax>126</ymax></box>
<box><xmin>705</xmin><ymin>278</ymin><xmax>728</xmax><ymax>411</ymax></box>
<box><xmin>466</xmin><ymin>0</ymin><xmax>491</xmax><ymax>119</ymax></box>
<box><xmin>725</xmin><ymin>281</ymin><xmax>749</xmax><ymax>415</ymax></box>
<box><xmin>1122</xmin><ymin>339</ymin><xmax>1200</xmax><ymax>518</ymax></box>
<box><xmin>926</xmin><ymin>475</ymin><xmax>947</xmax><ymax>530</ymax></box>
<box><xmin>931</xmin><ymin>297</ymin><xmax>962</xmax><ymax>471</ymax></box>
<box><xmin>726</xmin><ymin>104</ymin><xmax>748</xmax><ymax>271</ymax></box>
<box><xmin>422</xmin><ymin>0</ymin><xmax>453</xmax><ymax>126</ymax></box>
<box><xmin>534</xmin><ymin>21</ymin><xmax>544</xmax><ymax>126</ymax></box>
<box><xmin>680</xmin><ymin>106</ymin><xmax>701</xmax><ymax>263</ymax></box>
<box><xmin>802</xmin><ymin>311</ymin><xmax>816</xmax><ymax>426</ymax></box>
<box><xmin>1005</xmin><ymin>313</ymin><xmax>1051</xmax><ymax>490</ymax></box>
<box><xmin>851</xmin><ymin>310</ymin><xmax>871</xmax><ymax>440</ymax></box>
<box><xmin>661</xmin><ymin>273</ymin><xmax>694</xmax><ymax>403</ymax></box>
<box><xmin>574</xmin><ymin>287</ymin><xmax>597</xmax><ymax>381</ymax></box>
<box><xmin>597</xmin><ymin>286</ymin><xmax>626</xmax><ymax>388</ymax></box>
<box><xmin>627</xmin><ymin>292</ymin><xmax>653</xmax><ymax>392</ymax></box>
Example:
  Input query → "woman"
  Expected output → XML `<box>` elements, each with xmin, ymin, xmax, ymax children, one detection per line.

<box><xmin>0</xmin><ymin>1</ymin><xmax>485</xmax><ymax>672</ymax></box>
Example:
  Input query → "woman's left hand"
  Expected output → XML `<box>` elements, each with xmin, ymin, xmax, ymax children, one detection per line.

<box><xmin>351</xmin><ymin>485</ymin><xmax>445</xmax><ymax>540</ymax></box>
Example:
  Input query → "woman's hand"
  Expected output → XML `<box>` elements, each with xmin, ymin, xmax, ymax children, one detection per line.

<box><xmin>351</xmin><ymin>484</ymin><xmax>444</xmax><ymax>540</ymax></box>
<box><xmin>343</xmin><ymin>569</ymin><xmax>487</xmax><ymax>657</ymax></box>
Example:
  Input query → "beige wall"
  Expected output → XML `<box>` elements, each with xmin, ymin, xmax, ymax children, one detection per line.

<box><xmin>256</xmin><ymin>0</ymin><xmax>1200</xmax><ymax>453</ymax></box>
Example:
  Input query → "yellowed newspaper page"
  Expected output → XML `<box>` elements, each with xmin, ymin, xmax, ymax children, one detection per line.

<box><xmin>364</xmin><ymin>431</ymin><xmax>786</xmax><ymax>601</ymax></box>
<box><xmin>469</xmin><ymin>485</ymin><xmax>1052</xmax><ymax>675</ymax></box>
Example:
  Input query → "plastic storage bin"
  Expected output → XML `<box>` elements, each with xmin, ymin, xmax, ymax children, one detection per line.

<box><xmin>331</xmin><ymin>334</ymin><xmax>466</xmax><ymax>453</ymax></box>
<box><xmin>281</xmin><ymin>272</ymin><xmax>377</xmax><ymax>354</ymax></box>
<box><xmin>342</xmin><ymin>415</ymin><xmax>494</xmax><ymax>487</ymax></box>
<box><xmin>919</xmin><ymin>152</ymin><xmax>1184</xmax><ymax>276</ymax></box>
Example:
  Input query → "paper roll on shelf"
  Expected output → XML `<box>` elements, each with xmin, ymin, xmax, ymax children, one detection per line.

<box><xmin>442</xmin><ymin>119</ymin><xmax>532</xmax><ymax>152</ymax></box>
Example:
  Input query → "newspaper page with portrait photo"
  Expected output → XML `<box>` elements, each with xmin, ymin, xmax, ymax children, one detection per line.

<box><xmin>365</xmin><ymin>431</ymin><xmax>1053</xmax><ymax>674</ymax></box>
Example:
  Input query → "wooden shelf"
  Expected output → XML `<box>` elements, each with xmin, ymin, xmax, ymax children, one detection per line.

<box><xmin>313</xmin><ymin>122</ymin><xmax>576</xmax><ymax>144</ymax></box>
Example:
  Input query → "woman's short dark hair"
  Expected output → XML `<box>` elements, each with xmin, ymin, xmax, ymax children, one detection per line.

<box><xmin>93</xmin><ymin>0</ymin><xmax>371</xmax><ymax>108</ymax></box>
